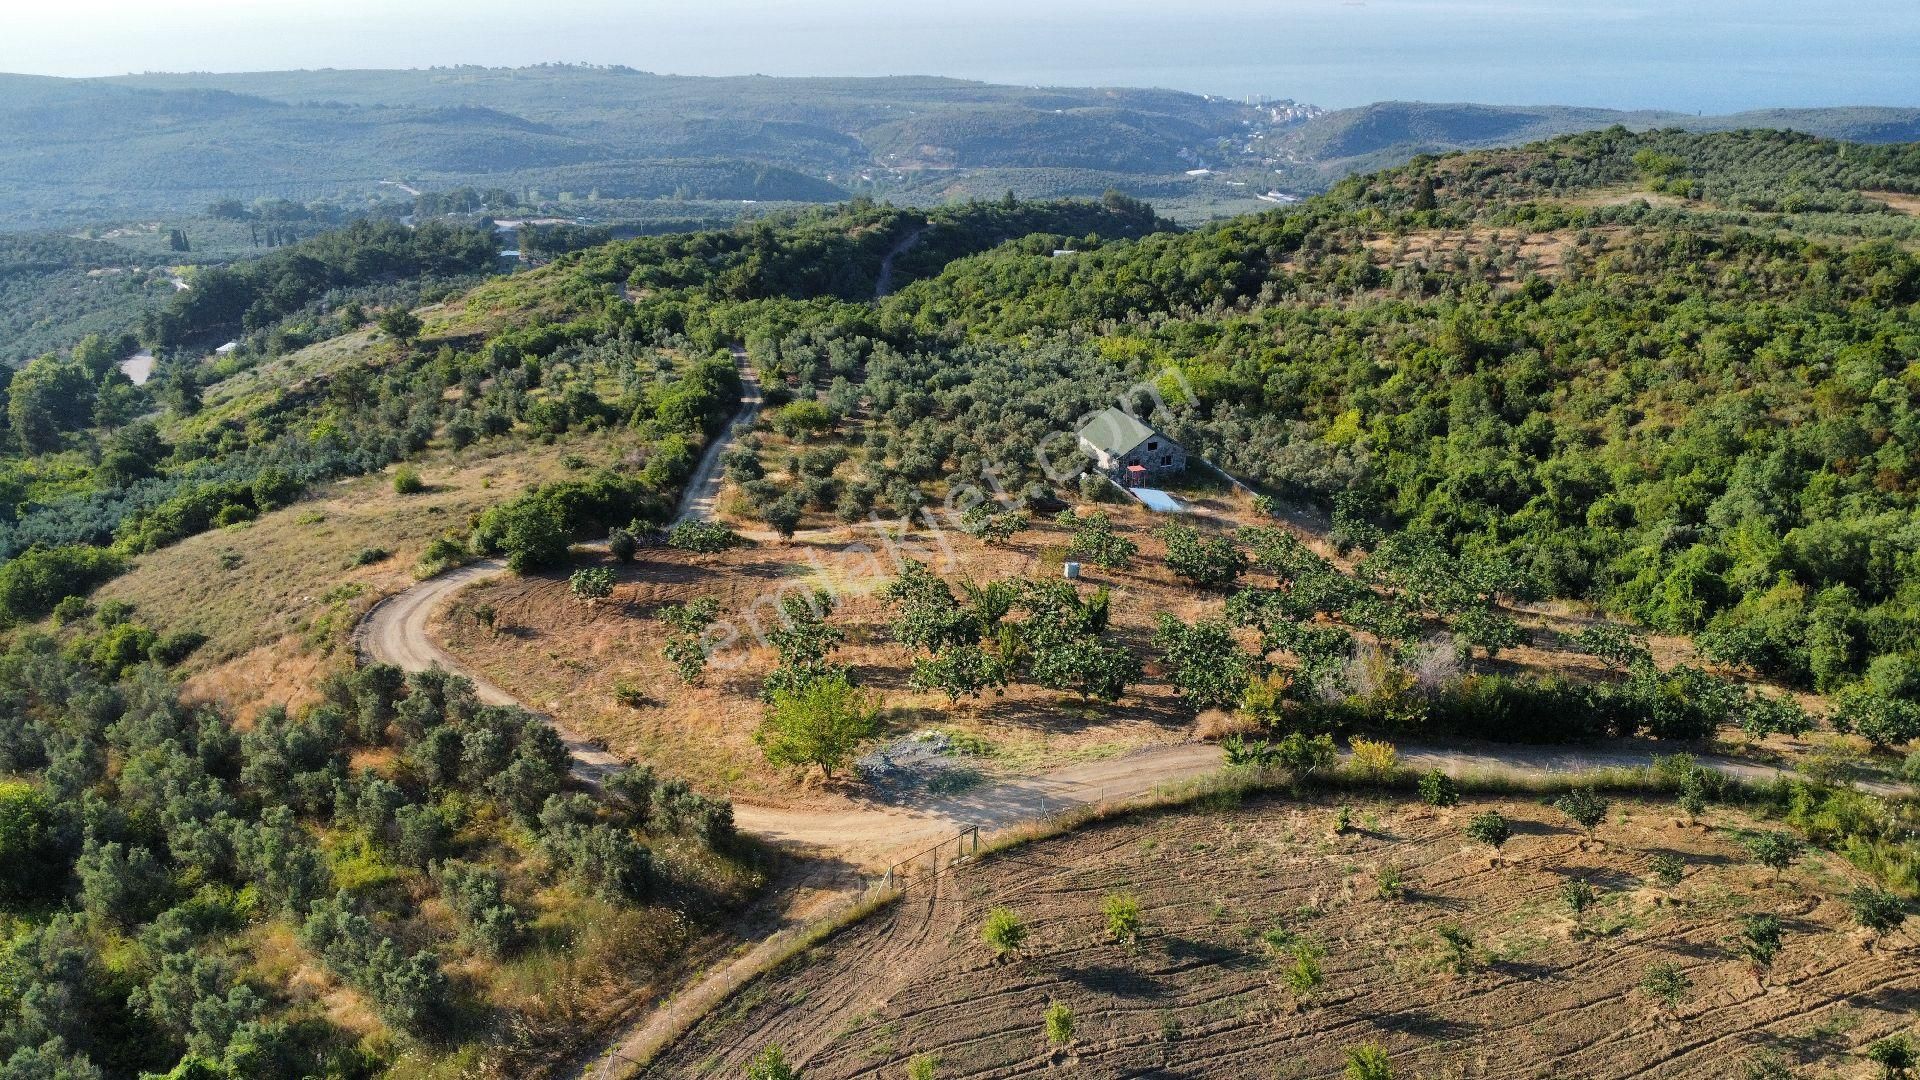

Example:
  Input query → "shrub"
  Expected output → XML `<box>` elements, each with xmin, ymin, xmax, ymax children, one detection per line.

<box><xmin>1648</xmin><ymin>854</ymin><xmax>1685</xmax><ymax>886</ymax></box>
<box><xmin>298</xmin><ymin>895</ymin><xmax>448</xmax><ymax>1035</ymax></box>
<box><xmin>252</xmin><ymin>466</ymin><xmax>302</xmax><ymax>511</ymax></box>
<box><xmin>50</xmin><ymin>595</ymin><xmax>90</xmax><ymax>625</ymax></box>
<box><xmin>569</xmin><ymin>567</ymin><xmax>616</xmax><ymax>601</ymax></box>
<box><xmin>1553</xmin><ymin>789</ymin><xmax>1610</xmax><ymax>836</ymax></box>
<box><xmin>1434</xmin><ymin>923</ymin><xmax>1479</xmax><ymax>974</ymax></box>
<box><xmin>1742</xmin><ymin>831</ymin><xmax>1803</xmax><ymax>877</ymax></box>
<box><xmin>1102</xmin><ymin>891</ymin><xmax>1142</xmax><ymax>945</ymax></box>
<box><xmin>1844</xmin><ymin>886</ymin><xmax>1908</xmax><ymax>934</ymax></box>
<box><xmin>745</xmin><ymin>1046</ymin><xmax>800</xmax><ymax>1080</ymax></box>
<box><xmin>377</xmin><ymin>307</ymin><xmax>423</xmax><ymax>344</ymax></box>
<box><xmin>486</xmin><ymin>501</ymin><xmax>570</xmax><ymax>573</ymax></box>
<box><xmin>1043</xmin><ymin>1001</ymin><xmax>1074</xmax><ymax>1048</ymax></box>
<box><xmin>1676</xmin><ymin>770</ymin><xmax>1710</xmax><ymax>820</ymax></box>
<box><xmin>1464</xmin><ymin>810</ymin><xmax>1511</xmax><ymax>850</ymax></box>
<box><xmin>0</xmin><ymin>781</ymin><xmax>61</xmax><ymax>905</ymax></box>
<box><xmin>150</xmin><ymin>629</ymin><xmax>208</xmax><ymax>666</ymax></box>
<box><xmin>213</xmin><ymin>503</ymin><xmax>255</xmax><ymax>527</ymax></box>
<box><xmin>418</xmin><ymin>534</ymin><xmax>471</xmax><ymax>576</ymax></box>
<box><xmin>350</xmin><ymin>546</ymin><xmax>390</xmax><ymax>567</ymax></box>
<box><xmin>1344</xmin><ymin>1044</ymin><xmax>1395</xmax><ymax>1080</ymax></box>
<box><xmin>1735</xmin><ymin>912</ymin><xmax>1782</xmax><ymax>970</ymax></box>
<box><xmin>668</xmin><ymin>519</ymin><xmax>746</xmax><ymax>553</ymax></box>
<box><xmin>1347</xmin><ymin>737</ymin><xmax>1399</xmax><ymax>779</ymax></box>
<box><xmin>607</xmin><ymin>527</ymin><xmax>639</xmax><ymax>562</ymax></box>
<box><xmin>1642</xmin><ymin>961</ymin><xmax>1690</xmax><ymax>1007</ymax></box>
<box><xmin>392</xmin><ymin>466</ymin><xmax>424</xmax><ymax>495</ymax></box>
<box><xmin>0</xmin><ymin>544</ymin><xmax>126</xmax><ymax>625</ymax></box>
<box><xmin>1868</xmin><ymin>1035</ymin><xmax>1916</xmax><ymax>1079</ymax></box>
<box><xmin>1740</xmin><ymin>1051</ymin><xmax>1794</xmax><ymax>1080</ymax></box>
<box><xmin>1282</xmin><ymin>941</ymin><xmax>1324</xmax><ymax>996</ymax></box>
<box><xmin>1275</xmin><ymin>732</ymin><xmax>1338</xmax><ymax>776</ymax></box>
<box><xmin>1375</xmin><ymin>863</ymin><xmax>1406</xmax><ymax>901</ymax></box>
<box><xmin>1417</xmin><ymin>768</ymin><xmax>1459</xmax><ymax>807</ymax></box>
<box><xmin>1561</xmin><ymin>880</ymin><xmax>1597</xmax><ymax>914</ymax></box>
<box><xmin>982</xmin><ymin>907</ymin><xmax>1026</xmax><ymax>960</ymax></box>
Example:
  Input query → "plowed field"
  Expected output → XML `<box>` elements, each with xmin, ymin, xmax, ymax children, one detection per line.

<box><xmin>649</xmin><ymin>792</ymin><xmax>1917</xmax><ymax>1078</ymax></box>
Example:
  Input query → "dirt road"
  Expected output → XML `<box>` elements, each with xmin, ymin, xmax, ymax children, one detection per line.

<box><xmin>873</xmin><ymin>223</ymin><xmax>926</xmax><ymax>299</ymax></box>
<box><xmin>672</xmin><ymin>347</ymin><xmax>761</xmax><ymax>525</ymax></box>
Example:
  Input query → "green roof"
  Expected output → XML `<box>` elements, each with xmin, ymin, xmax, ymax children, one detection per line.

<box><xmin>1077</xmin><ymin>407</ymin><xmax>1164</xmax><ymax>457</ymax></box>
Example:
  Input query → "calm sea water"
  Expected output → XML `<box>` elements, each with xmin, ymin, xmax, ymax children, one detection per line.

<box><xmin>6</xmin><ymin>0</ymin><xmax>1918</xmax><ymax>112</ymax></box>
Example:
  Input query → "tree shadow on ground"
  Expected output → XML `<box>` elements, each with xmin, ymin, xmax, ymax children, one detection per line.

<box><xmin>1055</xmin><ymin>963</ymin><xmax>1165</xmax><ymax>999</ymax></box>
<box><xmin>1377</xmin><ymin>1008</ymin><xmax>1477</xmax><ymax>1040</ymax></box>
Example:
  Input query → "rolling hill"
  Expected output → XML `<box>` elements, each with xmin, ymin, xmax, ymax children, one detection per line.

<box><xmin>2</xmin><ymin>66</ymin><xmax>1917</xmax><ymax>231</ymax></box>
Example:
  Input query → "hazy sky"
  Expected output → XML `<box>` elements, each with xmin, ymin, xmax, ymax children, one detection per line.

<box><xmin>3</xmin><ymin>0</ymin><xmax>1916</xmax><ymax>111</ymax></box>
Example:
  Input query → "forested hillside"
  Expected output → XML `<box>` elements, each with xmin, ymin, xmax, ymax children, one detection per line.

<box><xmin>861</xmin><ymin>129</ymin><xmax>1920</xmax><ymax>708</ymax></box>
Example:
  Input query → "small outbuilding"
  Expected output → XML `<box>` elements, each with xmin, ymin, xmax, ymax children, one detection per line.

<box><xmin>1077</xmin><ymin>407</ymin><xmax>1187</xmax><ymax>485</ymax></box>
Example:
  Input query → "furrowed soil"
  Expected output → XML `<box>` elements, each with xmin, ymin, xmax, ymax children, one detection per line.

<box><xmin>648</xmin><ymin>792</ymin><xmax>1918</xmax><ymax>1079</ymax></box>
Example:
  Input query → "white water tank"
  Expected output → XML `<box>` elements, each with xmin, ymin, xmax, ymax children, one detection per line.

<box><xmin>1063</xmin><ymin>561</ymin><xmax>1081</xmax><ymax>580</ymax></box>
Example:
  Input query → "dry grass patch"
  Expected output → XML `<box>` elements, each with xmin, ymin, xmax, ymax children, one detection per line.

<box><xmin>95</xmin><ymin>432</ymin><xmax>622</xmax><ymax>718</ymax></box>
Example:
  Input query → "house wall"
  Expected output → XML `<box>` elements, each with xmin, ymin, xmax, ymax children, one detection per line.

<box><xmin>1082</xmin><ymin>433</ymin><xmax>1186</xmax><ymax>482</ymax></box>
<box><xmin>1118</xmin><ymin>442</ymin><xmax>1187</xmax><ymax>479</ymax></box>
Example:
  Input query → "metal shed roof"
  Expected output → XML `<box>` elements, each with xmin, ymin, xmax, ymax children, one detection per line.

<box><xmin>1077</xmin><ymin>407</ymin><xmax>1167</xmax><ymax>458</ymax></box>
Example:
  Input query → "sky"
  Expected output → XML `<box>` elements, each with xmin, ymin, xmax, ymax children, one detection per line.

<box><xmin>2</xmin><ymin>0</ymin><xmax>1916</xmax><ymax>112</ymax></box>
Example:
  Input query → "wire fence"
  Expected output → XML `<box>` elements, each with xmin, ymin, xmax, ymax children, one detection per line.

<box><xmin>878</xmin><ymin>824</ymin><xmax>982</xmax><ymax>894</ymax></box>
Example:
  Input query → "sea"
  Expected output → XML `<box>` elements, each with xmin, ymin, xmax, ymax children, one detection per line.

<box><xmin>5</xmin><ymin>0</ymin><xmax>1918</xmax><ymax>113</ymax></box>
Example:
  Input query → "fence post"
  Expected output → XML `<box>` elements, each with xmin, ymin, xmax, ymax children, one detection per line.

<box><xmin>884</xmin><ymin>864</ymin><xmax>894</xmax><ymax>890</ymax></box>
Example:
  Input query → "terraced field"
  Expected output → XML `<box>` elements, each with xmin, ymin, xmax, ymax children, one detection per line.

<box><xmin>648</xmin><ymin>791</ymin><xmax>1918</xmax><ymax>1078</ymax></box>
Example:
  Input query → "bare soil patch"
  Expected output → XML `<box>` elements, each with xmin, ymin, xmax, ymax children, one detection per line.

<box><xmin>1866</xmin><ymin>190</ymin><xmax>1920</xmax><ymax>216</ymax></box>
<box><xmin>651</xmin><ymin>793</ymin><xmax>1917</xmax><ymax>1079</ymax></box>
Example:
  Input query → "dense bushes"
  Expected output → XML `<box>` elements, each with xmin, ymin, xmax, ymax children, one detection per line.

<box><xmin>471</xmin><ymin>471</ymin><xmax>664</xmax><ymax>572</ymax></box>
<box><xmin>0</xmin><ymin>641</ymin><xmax>740</xmax><ymax>1078</ymax></box>
<box><xmin>0</xmin><ymin>545</ymin><xmax>126</xmax><ymax>625</ymax></box>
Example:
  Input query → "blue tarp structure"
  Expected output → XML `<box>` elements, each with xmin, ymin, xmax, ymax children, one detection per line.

<box><xmin>1129</xmin><ymin>487</ymin><xmax>1186</xmax><ymax>513</ymax></box>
